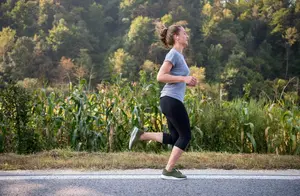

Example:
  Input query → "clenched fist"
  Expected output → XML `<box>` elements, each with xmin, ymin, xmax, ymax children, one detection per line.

<box><xmin>185</xmin><ymin>76</ymin><xmax>197</xmax><ymax>87</ymax></box>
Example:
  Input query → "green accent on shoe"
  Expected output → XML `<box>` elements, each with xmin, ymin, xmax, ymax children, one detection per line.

<box><xmin>161</xmin><ymin>168</ymin><xmax>187</xmax><ymax>180</ymax></box>
<box><xmin>129</xmin><ymin>127</ymin><xmax>143</xmax><ymax>150</ymax></box>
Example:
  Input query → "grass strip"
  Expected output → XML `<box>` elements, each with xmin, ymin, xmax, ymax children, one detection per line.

<box><xmin>1</xmin><ymin>149</ymin><xmax>299</xmax><ymax>170</ymax></box>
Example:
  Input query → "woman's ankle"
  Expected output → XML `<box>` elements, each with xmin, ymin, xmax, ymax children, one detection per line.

<box><xmin>165</xmin><ymin>165</ymin><xmax>174</xmax><ymax>172</ymax></box>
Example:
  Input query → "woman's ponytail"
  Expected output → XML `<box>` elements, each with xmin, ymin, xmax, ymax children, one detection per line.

<box><xmin>160</xmin><ymin>27</ymin><xmax>168</xmax><ymax>47</ymax></box>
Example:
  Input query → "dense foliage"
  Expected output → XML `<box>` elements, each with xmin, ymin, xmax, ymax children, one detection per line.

<box><xmin>0</xmin><ymin>0</ymin><xmax>299</xmax><ymax>99</ymax></box>
<box><xmin>0</xmin><ymin>0</ymin><xmax>299</xmax><ymax>154</ymax></box>
<box><xmin>0</xmin><ymin>74</ymin><xmax>299</xmax><ymax>154</ymax></box>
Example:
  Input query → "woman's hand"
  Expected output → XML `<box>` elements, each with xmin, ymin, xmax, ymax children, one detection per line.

<box><xmin>185</xmin><ymin>76</ymin><xmax>197</xmax><ymax>87</ymax></box>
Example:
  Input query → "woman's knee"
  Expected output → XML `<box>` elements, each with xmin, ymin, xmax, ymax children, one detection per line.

<box><xmin>171</xmin><ymin>135</ymin><xmax>179</xmax><ymax>145</ymax></box>
<box><xmin>175</xmin><ymin>135</ymin><xmax>191</xmax><ymax>150</ymax></box>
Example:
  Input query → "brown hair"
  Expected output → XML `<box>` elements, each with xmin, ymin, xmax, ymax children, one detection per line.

<box><xmin>156</xmin><ymin>22</ymin><xmax>182</xmax><ymax>48</ymax></box>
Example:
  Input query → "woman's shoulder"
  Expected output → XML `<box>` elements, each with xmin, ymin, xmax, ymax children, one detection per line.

<box><xmin>166</xmin><ymin>48</ymin><xmax>181</xmax><ymax>58</ymax></box>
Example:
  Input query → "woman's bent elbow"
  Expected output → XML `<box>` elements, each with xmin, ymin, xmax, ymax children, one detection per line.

<box><xmin>157</xmin><ymin>75</ymin><xmax>162</xmax><ymax>82</ymax></box>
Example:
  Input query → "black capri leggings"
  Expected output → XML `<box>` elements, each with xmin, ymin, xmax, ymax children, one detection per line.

<box><xmin>160</xmin><ymin>96</ymin><xmax>191</xmax><ymax>151</ymax></box>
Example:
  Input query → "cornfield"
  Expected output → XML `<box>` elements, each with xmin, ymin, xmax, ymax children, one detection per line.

<box><xmin>0</xmin><ymin>72</ymin><xmax>299</xmax><ymax>154</ymax></box>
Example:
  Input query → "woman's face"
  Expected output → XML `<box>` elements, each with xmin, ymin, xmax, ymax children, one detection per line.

<box><xmin>175</xmin><ymin>27</ymin><xmax>189</xmax><ymax>47</ymax></box>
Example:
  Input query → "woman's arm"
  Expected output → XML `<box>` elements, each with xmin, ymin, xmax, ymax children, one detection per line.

<box><xmin>157</xmin><ymin>61</ymin><xmax>185</xmax><ymax>83</ymax></box>
<box><xmin>157</xmin><ymin>61</ymin><xmax>197</xmax><ymax>86</ymax></box>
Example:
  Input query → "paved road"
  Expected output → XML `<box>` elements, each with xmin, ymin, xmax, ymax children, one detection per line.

<box><xmin>0</xmin><ymin>169</ymin><xmax>300</xmax><ymax>196</ymax></box>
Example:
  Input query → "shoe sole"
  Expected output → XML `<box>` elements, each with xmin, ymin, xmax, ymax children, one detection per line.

<box><xmin>161</xmin><ymin>175</ymin><xmax>187</xmax><ymax>180</ymax></box>
<box><xmin>129</xmin><ymin>127</ymin><xmax>139</xmax><ymax>150</ymax></box>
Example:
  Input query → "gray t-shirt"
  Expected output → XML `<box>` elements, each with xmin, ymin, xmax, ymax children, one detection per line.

<box><xmin>160</xmin><ymin>48</ymin><xmax>190</xmax><ymax>102</ymax></box>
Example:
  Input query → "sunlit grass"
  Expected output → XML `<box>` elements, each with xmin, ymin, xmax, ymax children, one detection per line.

<box><xmin>0</xmin><ymin>149</ymin><xmax>299</xmax><ymax>170</ymax></box>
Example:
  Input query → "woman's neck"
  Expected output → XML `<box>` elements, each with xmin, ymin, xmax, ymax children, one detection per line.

<box><xmin>172</xmin><ymin>44</ymin><xmax>184</xmax><ymax>54</ymax></box>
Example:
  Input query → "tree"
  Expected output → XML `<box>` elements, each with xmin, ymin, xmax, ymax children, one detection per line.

<box><xmin>8</xmin><ymin>36</ymin><xmax>35</xmax><ymax>79</ymax></box>
<box><xmin>0</xmin><ymin>27</ymin><xmax>16</xmax><ymax>75</ymax></box>
<box><xmin>86</xmin><ymin>3</ymin><xmax>104</xmax><ymax>37</ymax></box>
<box><xmin>0</xmin><ymin>27</ymin><xmax>15</xmax><ymax>60</ymax></box>
<box><xmin>38</xmin><ymin>0</ymin><xmax>58</xmax><ymax>32</ymax></box>
<box><xmin>205</xmin><ymin>44</ymin><xmax>223</xmax><ymax>82</ymax></box>
<box><xmin>283</xmin><ymin>27</ymin><xmax>298</xmax><ymax>78</ymax></box>
<box><xmin>109</xmin><ymin>48</ymin><xmax>137</xmax><ymax>79</ymax></box>
<box><xmin>75</xmin><ymin>49</ymin><xmax>94</xmax><ymax>90</ymax></box>
<box><xmin>46</xmin><ymin>18</ymin><xmax>72</xmax><ymax>53</ymax></box>
<box><xmin>141</xmin><ymin>59</ymin><xmax>159</xmax><ymax>76</ymax></box>
<box><xmin>47</xmin><ymin>18</ymin><xmax>93</xmax><ymax>59</ymax></box>
<box><xmin>8</xmin><ymin>0</ymin><xmax>39</xmax><ymax>36</ymax></box>
<box><xmin>125</xmin><ymin>16</ymin><xmax>154</xmax><ymax>65</ymax></box>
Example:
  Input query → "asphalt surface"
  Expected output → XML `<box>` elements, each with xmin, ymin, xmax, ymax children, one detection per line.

<box><xmin>0</xmin><ymin>169</ymin><xmax>300</xmax><ymax>196</ymax></box>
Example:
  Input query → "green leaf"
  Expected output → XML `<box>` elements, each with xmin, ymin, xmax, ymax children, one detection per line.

<box><xmin>246</xmin><ymin>132</ymin><xmax>257</xmax><ymax>152</ymax></box>
<box><xmin>194</xmin><ymin>126</ymin><xmax>203</xmax><ymax>138</ymax></box>
<box><xmin>244</xmin><ymin>122</ymin><xmax>254</xmax><ymax>133</ymax></box>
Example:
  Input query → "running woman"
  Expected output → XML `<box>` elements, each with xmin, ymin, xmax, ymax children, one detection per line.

<box><xmin>129</xmin><ymin>23</ymin><xmax>197</xmax><ymax>180</ymax></box>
